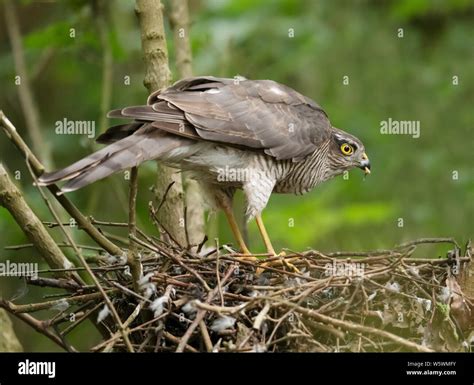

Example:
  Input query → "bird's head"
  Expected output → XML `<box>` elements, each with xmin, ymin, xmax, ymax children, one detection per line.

<box><xmin>326</xmin><ymin>127</ymin><xmax>371</xmax><ymax>177</ymax></box>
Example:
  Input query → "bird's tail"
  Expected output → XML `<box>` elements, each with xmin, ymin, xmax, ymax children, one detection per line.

<box><xmin>37</xmin><ymin>126</ymin><xmax>189</xmax><ymax>193</ymax></box>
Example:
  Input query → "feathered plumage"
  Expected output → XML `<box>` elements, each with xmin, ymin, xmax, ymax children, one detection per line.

<box><xmin>38</xmin><ymin>76</ymin><xmax>370</xmax><ymax>224</ymax></box>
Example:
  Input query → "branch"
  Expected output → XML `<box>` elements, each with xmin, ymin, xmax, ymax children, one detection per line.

<box><xmin>0</xmin><ymin>111</ymin><xmax>124</xmax><ymax>257</ymax></box>
<box><xmin>4</xmin><ymin>0</ymin><xmax>51</xmax><ymax>168</ymax></box>
<box><xmin>94</xmin><ymin>0</ymin><xmax>113</xmax><ymax>133</ymax></box>
<box><xmin>169</xmin><ymin>0</ymin><xmax>192</xmax><ymax>78</ymax></box>
<box><xmin>176</xmin><ymin>264</ymin><xmax>236</xmax><ymax>352</ymax></box>
<box><xmin>271</xmin><ymin>298</ymin><xmax>434</xmax><ymax>352</ymax></box>
<box><xmin>0</xmin><ymin>300</ymin><xmax>75</xmax><ymax>352</ymax></box>
<box><xmin>0</xmin><ymin>309</ymin><xmax>23</xmax><ymax>352</ymax></box>
<box><xmin>127</xmin><ymin>167</ymin><xmax>142</xmax><ymax>290</ymax></box>
<box><xmin>135</xmin><ymin>0</ymin><xmax>186</xmax><ymax>246</ymax></box>
<box><xmin>169</xmin><ymin>0</ymin><xmax>205</xmax><ymax>248</ymax></box>
<box><xmin>0</xmin><ymin>163</ymin><xmax>75</xmax><ymax>279</ymax></box>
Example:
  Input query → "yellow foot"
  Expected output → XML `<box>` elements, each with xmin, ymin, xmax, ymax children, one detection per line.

<box><xmin>258</xmin><ymin>251</ymin><xmax>301</xmax><ymax>275</ymax></box>
<box><xmin>235</xmin><ymin>253</ymin><xmax>258</xmax><ymax>262</ymax></box>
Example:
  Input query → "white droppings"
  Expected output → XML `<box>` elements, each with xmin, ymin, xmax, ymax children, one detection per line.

<box><xmin>106</xmin><ymin>253</ymin><xmax>127</xmax><ymax>265</ymax></box>
<box><xmin>437</xmin><ymin>286</ymin><xmax>451</xmax><ymax>303</ymax></box>
<box><xmin>206</xmin><ymin>88</ymin><xmax>220</xmax><ymax>94</ymax></box>
<box><xmin>416</xmin><ymin>297</ymin><xmax>432</xmax><ymax>312</ymax></box>
<box><xmin>407</xmin><ymin>266</ymin><xmax>420</xmax><ymax>278</ymax></box>
<box><xmin>367</xmin><ymin>291</ymin><xmax>377</xmax><ymax>301</ymax></box>
<box><xmin>425</xmin><ymin>299</ymin><xmax>432</xmax><ymax>312</ymax></box>
<box><xmin>374</xmin><ymin>310</ymin><xmax>384</xmax><ymax>322</ymax></box>
<box><xmin>182</xmin><ymin>301</ymin><xmax>197</xmax><ymax>315</ymax></box>
<box><xmin>210</xmin><ymin>316</ymin><xmax>236</xmax><ymax>332</ymax></box>
<box><xmin>149</xmin><ymin>295</ymin><xmax>169</xmax><ymax>318</ymax></box>
<box><xmin>247</xmin><ymin>290</ymin><xmax>259</xmax><ymax>298</ymax></box>
<box><xmin>51</xmin><ymin>298</ymin><xmax>69</xmax><ymax>312</ymax></box>
<box><xmin>142</xmin><ymin>283</ymin><xmax>156</xmax><ymax>299</ymax></box>
<box><xmin>97</xmin><ymin>304</ymin><xmax>111</xmax><ymax>323</ymax></box>
<box><xmin>251</xmin><ymin>343</ymin><xmax>267</xmax><ymax>352</ymax></box>
<box><xmin>385</xmin><ymin>282</ymin><xmax>400</xmax><ymax>293</ymax></box>
<box><xmin>138</xmin><ymin>272</ymin><xmax>154</xmax><ymax>286</ymax></box>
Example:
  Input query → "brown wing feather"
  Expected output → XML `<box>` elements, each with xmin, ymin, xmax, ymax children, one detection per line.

<box><xmin>103</xmin><ymin>76</ymin><xmax>332</xmax><ymax>162</ymax></box>
<box><xmin>158</xmin><ymin>77</ymin><xmax>331</xmax><ymax>161</ymax></box>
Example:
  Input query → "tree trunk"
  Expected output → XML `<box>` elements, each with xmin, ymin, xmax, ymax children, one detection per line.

<box><xmin>135</xmin><ymin>0</ymin><xmax>186</xmax><ymax>246</ymax></box>
<box><xmin>0</xmin><ymin>310</ymin><xmax>23</xmax><ymax>352</ymax></box>
<box><xmin>0</xmin><ymin>163</ymin><xmax>76</xmax><ymax>278</ymax></box>
<box><xmin>169</xmin><ymin>0</ymin><xmax>206</xmax><ymax>248</ymax></box>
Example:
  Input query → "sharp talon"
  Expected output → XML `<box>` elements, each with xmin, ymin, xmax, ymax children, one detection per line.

<box><xmin>237</xmin><ymin>254</ymin><xmax>258</xmax><ymax>262</ymax></box>
<box><xmin>259</xmin><ymin>251</ymin><xmax>301</xmax><ymax>274</ymax></box>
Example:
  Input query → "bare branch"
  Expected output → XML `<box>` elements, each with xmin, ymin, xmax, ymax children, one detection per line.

<box><xmin>0</xmin><ymin>163</ymin><xmax>76</xmax><ymax>278</ymax></box>
<box><xmin>0</xmin><ymin>111</ymin><xmax>124</xmax><ymax>257</ymax></box>
<box><xmin>135</xmin><ymin>0</ymin><xmax>186</xmax><ymax>246</ymax></box>
<box><xmin>169</xmin><ymin>0</ymin><xmax>205</xmax><ymax>248</ymax></box>
<box><xmin>4</xmin><ymin>0</ymin><xmax>51</xmax><ymax>167</ymax></box>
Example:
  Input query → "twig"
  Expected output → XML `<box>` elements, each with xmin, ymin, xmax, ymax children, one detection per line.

<box><xmin>0</xmin><ymin>301</ymin><xmax>76</xmax><ymax>352</ymax></box>
<box><xmin>0</xmin><ymin>292</ymin><xmax>108</xmax><ymax>313</ymax></box>
<box><xmin>26</xmin><ymin>277</ymin><xmax>82</xmax><ymax>291</ymax></box>
<box><xmin>176</xmin><ymin>265</ymin><xmax>236</xmax><ymax>352</ymax></box>
<box><xmin>0</xmin><ymin>111</ymin><xmax>124</xmax><ymax>257</ymax></box>
<box><xmin>128</xmin><ymin>167</ymin><xmax>142</xmax><ymax>291</ymax></box>
<box><xmin>135</xmin><ymin>0</ymin><xmax>186</xmax><ymax>246</ymax></box>
<box><xmin>4</xmin><ymin>0</ymin><xmax>51</xmax><ymax>167</ymax></box>
<box><xmin>270</xmin><ymin>298</ymin><xmax>433</xmax><ymax>352</ymax></box>
<box><xmin>215</xmin><ymin>238</ymin><xmax>224</xmax><ymax>306</ymax></box>
<box><xmin>0</xmin><ymin>164</ymin><xmax>75</xmax><ymax>279</ymax></box>
<box><xmin>253</xmin><ymin>302</ymin><xmax>270</xmax><ymax>330</ymax></box>
<box><xmin>199</xmin><ymin>320</ymin><xmax>213</xmax><ymax>352</ymax></box>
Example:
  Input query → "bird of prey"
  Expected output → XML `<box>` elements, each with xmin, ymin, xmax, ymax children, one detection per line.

<box><xmin>38</xmin><ymin>76</ymin><xmax>370</xmax><ymax>264</ymax></box>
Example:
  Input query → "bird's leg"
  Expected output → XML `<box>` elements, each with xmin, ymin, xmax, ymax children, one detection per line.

<box><xmin>222</xmin><ymin>205</ymin><xmax>252</xmax><ymax>256</ymax></box>
<box><xmin>255</xmin><ymin>214</ymin><xmax>276</xmax><ymax>255</ymax></box>
<box><xmin>215</xmin><ymin>192</ymin><xmax>254</xmax><ymax>259</ymax></box>
<box><xmin>255</xmin><ymin>214</ymin><xmax>300</xmax><ymax>273</ymax></box>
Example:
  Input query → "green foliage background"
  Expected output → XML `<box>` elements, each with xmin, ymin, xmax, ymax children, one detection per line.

<box><xmin>0</xmin><ymin>0</ymin><xmax>472</xmax><ymax>350</ymax></box>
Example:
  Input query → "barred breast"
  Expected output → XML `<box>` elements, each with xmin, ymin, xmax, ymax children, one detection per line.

<box><xmin>273</xmin><ymin>140</ymin><xmax>330</xmax><ymax>195</ymax></box>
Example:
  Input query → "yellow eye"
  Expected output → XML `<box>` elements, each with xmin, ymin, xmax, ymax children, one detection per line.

<box><xmin>340</xmin><ymin>143</ymin><xmax>354</xmax><ymax>155</ymax></box>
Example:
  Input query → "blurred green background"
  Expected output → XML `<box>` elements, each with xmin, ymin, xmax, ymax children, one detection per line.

<box><xmin>0</xmin><ymin>0</ymin><xmax>472</xmax><ymax>350</ymax></box>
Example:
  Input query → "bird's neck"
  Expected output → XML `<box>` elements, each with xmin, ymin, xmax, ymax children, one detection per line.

<box><xmin>275</xmin><ymin>140</ymin><xmax>331</xmax><ymax>195</ymax></box>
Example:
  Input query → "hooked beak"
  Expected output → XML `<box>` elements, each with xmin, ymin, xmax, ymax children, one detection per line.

<box><xmin>359</xmin><ymin>153</ymin><xmax>371</xmax><ymax>175</ymax></box>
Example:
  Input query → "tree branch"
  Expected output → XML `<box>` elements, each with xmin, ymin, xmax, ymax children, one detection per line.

<box><xmin>94</xmin><ymin>0</ymin><xmax>113</xmax><ymax>133</ymax></box>
<box><xmin>135</xmin><ymin>0</ymin><xmax>186</xmax><ymax>246</ymax></box>
<box><xmin>0</xmin><ymin>111</ymin><xmax>124</xmax><ymax>258</ymax></box>
<box><xmin>0</xmin><ymin>300</ymin><xmax>75</xmax><ymax>352</ymax></box>
<box><xmin>0</xmin><ymin>163</ymin><xmax>76</xmax><ymax>279</ymax></box>
<box><xmin>169</xmin><ymin>0</ymin><xmax>205</xmax><ymax>248</ymax></box>
<box><xmin>127</xmin><ymin>167</ymin><xmax>142</xmax><ymax>290</ymax></box>
<box><xmin>0</xmin><ymin>309</ymin><xmax>23</xmax><ymax>352</ymax></box>
<box><xmin>4</xmin><ymin>0</ymin><xmax>51</xmax><ymax>168</ymax></box>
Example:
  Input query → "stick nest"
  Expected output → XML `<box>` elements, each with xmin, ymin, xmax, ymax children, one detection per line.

<box><xmin>4</xmin><ymin>237</ymin><xmax>472</xmax><ymax>353</ymax></box>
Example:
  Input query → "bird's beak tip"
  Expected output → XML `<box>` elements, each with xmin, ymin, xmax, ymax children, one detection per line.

<box><xmin>359</xmin><ymin>153</ymin><xmax>371</xmax><ymax>175</ymax></box>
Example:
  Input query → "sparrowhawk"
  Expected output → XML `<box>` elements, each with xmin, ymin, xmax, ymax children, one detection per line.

<box><xmin>38</xmin><ymin>76</ymin><xmax>371</xmax><ymax>261</ymax></box>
